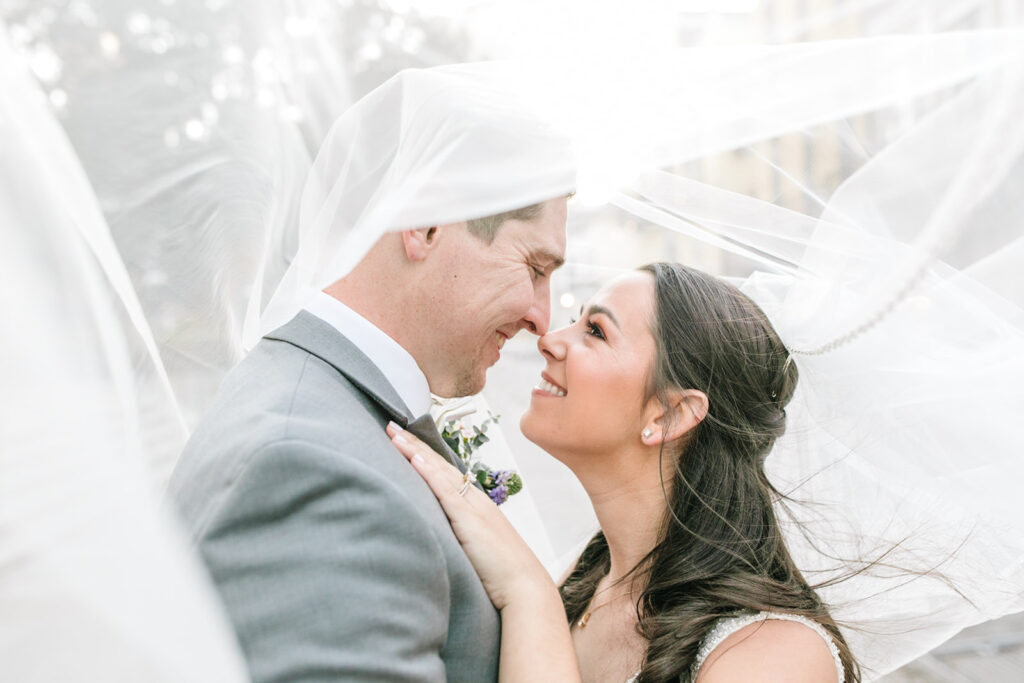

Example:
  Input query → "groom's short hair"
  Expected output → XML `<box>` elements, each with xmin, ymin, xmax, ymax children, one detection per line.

<box><xmin>465</xmin><ymin>202</ymin><xmax>545</xmax><ymax>244</ymax></box>
<box><xmin>466</xmin><ymin>192</ymin><xmax>574</xmax><ymax>243</ymax></box>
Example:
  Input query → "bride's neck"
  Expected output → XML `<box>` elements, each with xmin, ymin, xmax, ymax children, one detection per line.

<box><xmin>576</xmin><ymin>453</ymin><xmax>669</xmax><ymax>585</ymax></box>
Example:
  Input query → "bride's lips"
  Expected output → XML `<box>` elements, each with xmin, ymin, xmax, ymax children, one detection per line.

<box><xmin>533</xmin><ymin>371</ymin><xmax>567</xmax><ymax>398</ymax></box>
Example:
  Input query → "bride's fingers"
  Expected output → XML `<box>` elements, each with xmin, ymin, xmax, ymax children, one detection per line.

<box><xmin>390</xmin><ymin>436</ymin><xmax>485</xmax><ymax>520</ymax></box>
<box><xmin>387</xmin><ymin>421</ymin><xmax>467</xmax><ymax>490</ymax></box>
<box><xmin>386</xmin><ymin>421</ymin><xmax>452</xmax><ymax>467</ymax></box>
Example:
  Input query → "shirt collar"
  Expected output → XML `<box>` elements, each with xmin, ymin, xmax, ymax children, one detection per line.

<box><xmin>303</xmin><ymin>292</ymin><xmax>432</xmax><ymax>417</ymax></box>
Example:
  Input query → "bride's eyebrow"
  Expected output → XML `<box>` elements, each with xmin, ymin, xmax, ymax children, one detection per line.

<box><xmin>581</xmin><ymin>304</ymin><xmax>621</xmax><ymax>330</ymax></box>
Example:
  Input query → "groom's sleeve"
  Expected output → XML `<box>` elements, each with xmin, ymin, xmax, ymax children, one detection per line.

<box><xmin>192</xmin><ymin>438</ymin><xmax>451</xmax><ymax>683</ymax></box>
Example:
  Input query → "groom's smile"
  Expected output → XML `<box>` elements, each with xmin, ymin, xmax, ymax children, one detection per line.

<box><xmin>487</xmin><ymin>330</ymin><xmax>511</xmax><ymax>366</ymax></box>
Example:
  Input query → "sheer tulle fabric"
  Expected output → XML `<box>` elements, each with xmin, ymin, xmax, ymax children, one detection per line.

<box><xmin>258</xmin><ymin>62</ymin><xmax>577</xmax><ymax>342</ymax></box>
<box><xmin>0</xmin><ymin>25</ymin><xmax>248</xmax><ymax>682</ymax></box>
<box><xmin>3</xmin><ymin>1</ymin><xmax>1023</xmax><ymax>679</ymax></box>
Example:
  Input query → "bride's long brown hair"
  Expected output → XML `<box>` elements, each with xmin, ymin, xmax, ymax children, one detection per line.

<box><xmin>560</xmin><ymin>262</ymin><xmax>859</xmax><ymax>682</ymax></box>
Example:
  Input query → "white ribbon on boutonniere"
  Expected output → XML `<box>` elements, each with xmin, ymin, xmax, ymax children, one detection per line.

<box><xmin>430</xmin><ymin>395</ymin><xmax>477</xmax><ymax>429</ymax></box>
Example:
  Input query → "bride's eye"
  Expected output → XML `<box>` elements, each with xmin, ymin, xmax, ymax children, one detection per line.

<box><xmin>586</xmin><ymin>321</ymin><xmax>605</xmax><ymax>340</ymax></box>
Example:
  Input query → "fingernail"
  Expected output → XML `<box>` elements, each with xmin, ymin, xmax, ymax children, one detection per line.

<box><xmin>411</xmin><ymin>453</ymin><xmax>424</xmax><ymax>464</ymax></box>
<box><xmin>392</xmin><ymin>432</ymin><xmax>407</xmax><ymax>445</ymax></box>
<box><xmin>386</xmin><ymin>420</ymin><xmax>402</xmax><ymax>434</ymax></box>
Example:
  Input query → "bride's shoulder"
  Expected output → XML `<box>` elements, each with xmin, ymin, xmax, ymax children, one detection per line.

<box><xmin>694</xmin><ymin>612</ymin><xmax>842</xmax><ymax>683</ymax></box>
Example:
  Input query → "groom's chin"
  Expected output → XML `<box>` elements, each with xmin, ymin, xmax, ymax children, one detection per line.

<box><xmin>426</xmin><ymin>363</ymin><xmax>487</xmax><ymax>399</ymax></box>
<box><xmin>446</xmin><ymin>370</ymin><xmax>487</xmax><ymax>400</ymax></box>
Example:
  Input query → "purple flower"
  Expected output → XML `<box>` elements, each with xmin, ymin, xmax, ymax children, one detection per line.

<box><xmin>492</xmin><ymin>469</ymin><xmax>511</xmax><ymax>486</ymax></box>
<box><xmin>488</xmin><ymin>484</ymin><xmax>509</xmax><ymax>505</ymax></box>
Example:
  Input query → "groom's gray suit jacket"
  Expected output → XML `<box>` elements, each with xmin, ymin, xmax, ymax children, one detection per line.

<box><xmin>168</xmin><ymin>311</ymin><xmax>500</xmax><ymax>682</ymax></box>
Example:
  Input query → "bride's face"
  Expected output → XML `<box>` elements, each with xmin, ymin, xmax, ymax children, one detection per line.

<box><xmin>520</xmin><ymin>271</ymin><xmax>658</xmax><ymax>465</ymax></box>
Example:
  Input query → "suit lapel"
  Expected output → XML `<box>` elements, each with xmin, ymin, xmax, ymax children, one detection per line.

<box><xmin>266</xmin><ymin>311</ymin><xmax>412</xmax><ymax>425</ymax></box>
<box><xmin>406</xmin><ymin>413</ymin><xmax>467</xmax><ymax>474</ymax></box>
<box><xmin>265</xmin><ymin>311</ymin><xmax>466</xmax><ymax>473</ymax></box>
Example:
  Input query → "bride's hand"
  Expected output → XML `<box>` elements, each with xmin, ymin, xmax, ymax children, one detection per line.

<box><xmin>386</xmin><ymin>421</ymin><xmax>553</xmax><ymax>611</ymax></box>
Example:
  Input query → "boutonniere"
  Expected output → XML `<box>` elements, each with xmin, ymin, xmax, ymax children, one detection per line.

<box><xmin>433</xmin><ymin>398</ymin><xmax>523</xmax><ymax>506</ymax></box>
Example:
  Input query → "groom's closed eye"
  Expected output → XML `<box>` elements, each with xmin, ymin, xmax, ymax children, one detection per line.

<box><xmin>529</xmin><ymin>249</ymin><xmax>565</xmax><ymax>275</ymax></box>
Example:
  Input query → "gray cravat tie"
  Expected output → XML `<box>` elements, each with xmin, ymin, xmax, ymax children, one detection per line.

<box><xmin>404</xmin><ymin>413</ymin><xmax>467</xmax><ymax>474</ymax></box>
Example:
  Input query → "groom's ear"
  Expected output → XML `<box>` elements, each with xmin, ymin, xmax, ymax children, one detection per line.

<box><xmin>640</xmin><ymin>389</ymin><xmax>708</xmax><ymax>447</ymax></box>
<box><xmin>400</xmin><ymin>227</ymin><xmax>441</xmax><ymax>262</ymax></box>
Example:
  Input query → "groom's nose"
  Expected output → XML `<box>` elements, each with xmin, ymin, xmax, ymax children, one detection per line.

<box><xmin>520</xmin><ymin>279</ymin><xmax>551</xmax><ymax>336</ymax></box>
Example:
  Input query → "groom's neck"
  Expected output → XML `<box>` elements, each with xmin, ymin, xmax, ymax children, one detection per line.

<box><xmin>323</xmin><ymin>232</ymin><xmax>459</xmax><ymax>396</ymax></box>
<box><xmin>321</xmin><ymin>237</ymin><xmax>436</xmax><ymax>380</ymax></box>
<box><xmin>324</xmin><ymin>275</ymin><xmax>415</xmax><ymax>354</ymax></box>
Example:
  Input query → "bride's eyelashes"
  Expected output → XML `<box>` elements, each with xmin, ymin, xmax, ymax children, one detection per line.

<box><xmin>567</xmin><ymin>316</ymin><xmax>606</xmax><ymax>340</ymax></box>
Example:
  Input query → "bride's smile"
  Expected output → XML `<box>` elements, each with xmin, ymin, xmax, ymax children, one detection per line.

<box><xmin>520</xmin><ymin>271</ymin><xmax>658</xmax><ymax>466</ymax></box>
<box><xmin>533</xmin><ymin>373</ymin><xmax>567</xmax><ymax>397</ymax></box>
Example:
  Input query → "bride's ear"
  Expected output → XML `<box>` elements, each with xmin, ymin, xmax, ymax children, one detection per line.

<box><xmin>640</xmin><ymin>389</ymin><xmax>708</xmax><ymax>446</ymax></box>
<box><xmin>400</xmin><ymin>226</ymin><xmax>441</xmax><ymax>261</ymax></box>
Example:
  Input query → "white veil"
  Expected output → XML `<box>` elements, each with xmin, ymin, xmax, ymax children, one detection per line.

<box><xmin>257</xmin><ymin>62</ymin><xmax>577</xmax><ymax>342</ymax></box>
<box><xmin>3</xmin><ymin>0</ymin><xmax>1023</xmax><ymax>679</ymax></box>
<box><xmin>0</xmin><ymin>21</ymin><xmax>248</xmax><ymax>682</ymax></box>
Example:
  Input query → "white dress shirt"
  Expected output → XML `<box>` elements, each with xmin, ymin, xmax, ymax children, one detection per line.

<box><xmin>303</xmin><ymin>292</ymin><xmax>431</xmax><ymax>417</ymax></box>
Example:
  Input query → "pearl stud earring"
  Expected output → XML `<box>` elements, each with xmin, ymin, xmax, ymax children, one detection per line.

<box><xmin>642</xmin><ymin>428</ymin><xmax>653</xmax><ymax>439</ymax></box>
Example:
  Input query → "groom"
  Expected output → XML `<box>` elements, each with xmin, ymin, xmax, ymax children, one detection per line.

<box><xmin>169</xmin><ymin>205</ymin><xmax>568</xmax><ymax>681</ymax></box>
<box><xmin>167</xmin><ymin>69</ymin><xmax>570</xmax><ymax>682</ymax></box>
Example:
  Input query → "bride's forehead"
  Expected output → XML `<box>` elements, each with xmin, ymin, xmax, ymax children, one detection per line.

<box><xmin>585</xmin><ymin>271</ymin><xmax>656</xmax><ymax>319</ymax></box>
<box><xmin>592</xmin><ymin>271</ymin><xmax>654</xmax><ymax>302</ymax></box>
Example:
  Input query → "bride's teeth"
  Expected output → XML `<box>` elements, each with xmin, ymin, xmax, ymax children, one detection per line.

<box><xmin>535</xmin><ymin>379</ymin><xmax>566</xmax><ymax>397</ymax></box>
<box><xmin>496</xmin><ymin>333</ymin><xmax>506</xmax><ymax>349</ymax></box>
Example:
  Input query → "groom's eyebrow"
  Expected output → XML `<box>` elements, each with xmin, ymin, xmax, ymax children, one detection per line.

<box><xmin>531</xmin><ymin>249</ymin><xmax>565</xmax><ymax>271</ymax></box>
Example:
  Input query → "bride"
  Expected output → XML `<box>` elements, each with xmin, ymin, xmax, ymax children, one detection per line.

<box><xmin>389</xmin><ymin>263</ymin><xmax>855</xmax><ymax>682</ymax></box>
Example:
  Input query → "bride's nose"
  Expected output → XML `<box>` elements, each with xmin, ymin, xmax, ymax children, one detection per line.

<box><xmin>537</xmin><ymin>326</ymin><xmax>568</xmax><ymax>361</ymax></box>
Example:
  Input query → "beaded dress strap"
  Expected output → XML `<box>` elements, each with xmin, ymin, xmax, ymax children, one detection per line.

<box><xmin>690</xmin><ymin>611</ymin><xmax>844</xmax><ymax>682</ymax></box>
<box><xmin>625</xmin><ymin>611</ymin><xmax>843</xmax><ymax>683</ymax></box>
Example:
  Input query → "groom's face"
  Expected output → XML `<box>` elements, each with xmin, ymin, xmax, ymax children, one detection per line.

<box><xmin>428</xmin><ymin>197</ymin><xmax>568</xmax><ymax>397</ymax></box>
